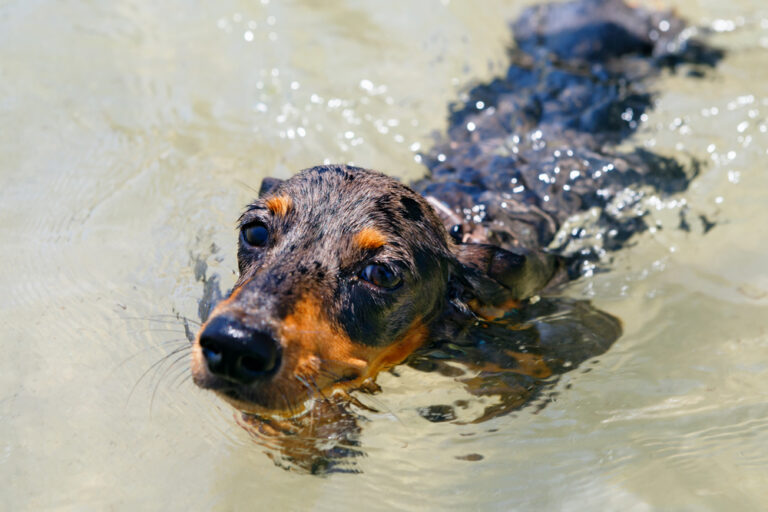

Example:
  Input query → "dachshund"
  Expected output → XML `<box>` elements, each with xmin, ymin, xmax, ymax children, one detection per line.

<box><xmin>191</xmin><ymin>164</ymin><xmax>559</xmax><ymax>415</ymax></box>
<box><xmin>188</xmin><ymin>0</ymin><xmax>721</xmax><ymax>472</ymax></box>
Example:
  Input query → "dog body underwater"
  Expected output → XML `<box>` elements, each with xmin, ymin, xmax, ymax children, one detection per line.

<box><xmin>188</xmin><ymin>0</ymin><xmax>721</xmax><ymax>471</ymax></box>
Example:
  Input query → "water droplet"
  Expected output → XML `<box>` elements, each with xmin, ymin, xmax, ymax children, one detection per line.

<box><xmin>712</xmin><ymin>19</ymin><xmax>736</xmax><ymax>32</ymax></box>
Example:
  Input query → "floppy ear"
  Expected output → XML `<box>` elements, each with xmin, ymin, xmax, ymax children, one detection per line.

<box><xmin>258</xmin><ymin>177</ymin><xmax>284</xmax><ymax>198</ymax></box>
<box><xmin>451</xmin><ymin>243</ymin><xmax>558</xmax><ymax>319</ymax></box>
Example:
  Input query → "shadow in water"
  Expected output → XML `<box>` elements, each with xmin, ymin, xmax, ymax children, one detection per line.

<box><xmin>234</xmin><ymin>297</ymin><xmax>620</xmax><ymax>474</ymax></box>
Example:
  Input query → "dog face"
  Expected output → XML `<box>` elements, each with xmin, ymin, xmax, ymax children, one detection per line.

<box><xmin>191</xmin><ymin>166</ymin><xmax>454</xmax><ymax>414</ymax></box>
<box><xmin>191</xmin><ymin>165</ymin><xmax>556</xmax><ymax>415</ymax></box>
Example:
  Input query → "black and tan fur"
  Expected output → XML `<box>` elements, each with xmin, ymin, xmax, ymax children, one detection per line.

<box><xmin>188</xmin><ymin>0</ymin><xmax>721</xmax><ymax>472</ymax></box>
<box><xmin>191</xmin><ymin>165</ymin><xmax>557</xmax><ymax>414</ymax></box>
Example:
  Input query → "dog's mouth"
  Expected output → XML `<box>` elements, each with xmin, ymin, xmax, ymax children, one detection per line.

<box><xmin>220</xmin><ymin>387</ymin><xmax>245</xmax><ymax>402</ymax></box>
<box><xmin>191</xmin><ymin>340</ymin><xmax>368</xmax><ymax>416</ymax></box>
<box><xmin>206</xmin><ymin>375</ymin><xmax>359</xmax><ymax>419</ymax></box>
<box><xmin>217</xmin><ymin>385</ymin><xmax>301</xmax><ymax>417</ymax></box>
<box><xmin>196</xmin><ymin>375</ymin><xmax>315</xmax><ymax>417</ymax></box>
<box><xmin>191</xmin><ymin>293</ymin><xmax>430</xmax><ymax>417</ymax></box>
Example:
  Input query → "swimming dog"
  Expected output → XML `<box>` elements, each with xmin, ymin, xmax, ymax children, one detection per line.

<box><xmin>189</xmin><ymin>0</ymin><xmax>721</xmax><ymax>471</ymax></box>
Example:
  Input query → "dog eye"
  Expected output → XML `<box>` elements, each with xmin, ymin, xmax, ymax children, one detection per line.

<box><xmin>241</xmin><ymin>222</ymin><xmax>269</xmax><ymax>247</ymax></box>
<box><xmin>361</xmin><ymin>264</ymin><xmax>402</xmax><ymax>289</ymax></box>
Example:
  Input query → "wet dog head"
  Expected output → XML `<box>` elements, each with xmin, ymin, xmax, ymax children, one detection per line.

<box><xmin>191</xmin><ymin>165</ymin><xmax>555</xmax><ymax>415</ymax></box>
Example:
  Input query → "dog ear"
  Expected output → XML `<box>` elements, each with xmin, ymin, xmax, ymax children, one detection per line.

<box><xmin>258</xmin><ymin>177</ymin><xmax>284</xmax><ymax>198</ymax></box>
<box><xmin>451</xmin><ymin>243</ymin><xmax>558</xmax><ymax>319</ymax></box>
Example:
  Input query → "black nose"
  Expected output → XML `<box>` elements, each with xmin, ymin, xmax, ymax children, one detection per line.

<box><xmin>198</xmin><ymin>316</ymin><xmax>280</xmax><ymax>385</ymax></box>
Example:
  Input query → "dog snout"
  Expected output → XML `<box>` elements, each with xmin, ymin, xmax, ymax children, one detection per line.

<box><xmin>198</xmin><ymin>316</ymin><xmax>281</xmax><ymax>384</ymax></box>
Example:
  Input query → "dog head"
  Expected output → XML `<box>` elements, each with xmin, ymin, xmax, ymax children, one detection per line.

<box><xmin>191</xmin><ymin>165</ymin><xmax>555</xmax><ymax>415</ymax></box>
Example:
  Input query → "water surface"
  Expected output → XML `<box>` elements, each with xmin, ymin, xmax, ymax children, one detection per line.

<box><xmin>2</xmin><ymin>0</ymin><xmax>768</xmax><ymax>509</ymax></box>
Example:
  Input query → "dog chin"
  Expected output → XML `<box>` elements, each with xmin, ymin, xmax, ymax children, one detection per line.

<box><xmin>213</xmin><ymin>386</ymin><xmax>321</xmax><ymax>419</ymax></box>
<box><xmin>212</xmin><ymin>389</ymin><xmax>282</xmax><ymax>416</ymax></box>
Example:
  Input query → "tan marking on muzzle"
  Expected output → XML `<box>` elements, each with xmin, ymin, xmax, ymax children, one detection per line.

<box><xmin>193</xmin><ymin>289</ymin><xmax>430</xmax><ymax>415</ymax></box>
<box><xmin>277</xmin><ymin>294</ymin><xmax>428</xmax><ymax>401</ymax></box>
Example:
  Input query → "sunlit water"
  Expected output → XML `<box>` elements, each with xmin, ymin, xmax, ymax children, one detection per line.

<box><xmin>2</xmin><ymin>0</ymin><xmax>768</xmax><ymax>509</ymax></box>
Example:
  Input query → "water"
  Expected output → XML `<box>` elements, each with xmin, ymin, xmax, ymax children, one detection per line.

<box><xmin>1</xmin><ymin>0</ymin><xmax>768</xmax><ymax>509</ymax></box>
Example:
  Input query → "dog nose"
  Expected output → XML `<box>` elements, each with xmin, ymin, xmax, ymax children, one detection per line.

<box><xmin>198</xmin><ymin>316</ymin><xmax>280</xmax><ymax>384</ymax></box>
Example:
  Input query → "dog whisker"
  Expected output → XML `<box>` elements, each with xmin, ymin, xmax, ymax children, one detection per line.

<box><xmin>122</xmin><ymin>314</ymin><xmax>201</xmax><ymax>326</ymax></box>
<box><xmin>127</xmin><ymin>344</ymin><xmax>193</xmax><ymax>405</ymax></box>
<box><xmin>150</xmin><ymin>351</ymin><xmax>193</xmax><ymax>414</ymax></box>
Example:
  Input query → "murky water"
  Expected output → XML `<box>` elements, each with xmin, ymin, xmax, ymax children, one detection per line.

<box><xmin>2</xmin><ymin>0</ymin><xmax>768</xmax><ymax>509</ymax></box>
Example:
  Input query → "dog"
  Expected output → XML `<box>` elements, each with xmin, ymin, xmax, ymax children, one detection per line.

<box><xmin>192</xmin><ymin>164</ymin><xmax>568</xmax><ymax>410</ymax></box>
<box><xmin>189</xmin><ymin>0</ymin><xmax>721</xmax><ymax>472</ymax></box>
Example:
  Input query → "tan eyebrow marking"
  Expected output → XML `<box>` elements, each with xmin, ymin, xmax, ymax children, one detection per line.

<box><xmin>354</xmin><ymin>227</ymin><xmax>387</xmax><ymax>250</ymax></box>
<box><xmin>265</xmin><ymin>195</ymin><xmax>292</xmax><ymax>216</ymax></box>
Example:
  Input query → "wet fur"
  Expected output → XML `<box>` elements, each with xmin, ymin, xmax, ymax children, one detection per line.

<box><xmin>190</xmin><ymin>0</ymin><xmax>721</xmax><ymax>472</ymax></box>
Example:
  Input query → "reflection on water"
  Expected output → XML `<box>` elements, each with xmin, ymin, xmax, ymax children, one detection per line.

<box><xmin>1</xmin><ymin>0</ymin><xmax>768</xmax><ymax>509</ymax></box>
<box><xmin>226</xmin><ymin>297</ymin><xmax>621</xmax><ymax>474</ymax></box>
